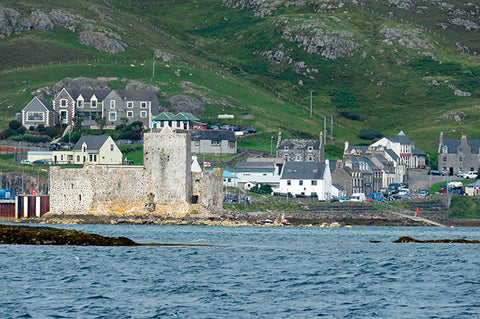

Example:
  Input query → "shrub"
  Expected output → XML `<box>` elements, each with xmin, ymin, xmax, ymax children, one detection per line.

<box><xmin>359</xmin><ymin>128</ymin><xmax>383</xmax><ymax>140</ymax></box>
<box><xmin>339</xmin><ymin>111</ymin><xmax>363</xmax><ymax>121</ymax></box>
<box><xmin>8</xmin><ymin>120</ymin><xmax>21</xmax><ymax>131</ymax></box>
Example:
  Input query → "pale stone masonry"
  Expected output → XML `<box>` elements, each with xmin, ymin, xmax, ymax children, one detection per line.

<box><xmin>50</xmin><ymin>126</ymin><xmax>223</xmax><ymax>214</ymax></box>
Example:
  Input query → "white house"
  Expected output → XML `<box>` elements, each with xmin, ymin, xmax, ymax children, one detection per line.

<box><xmin>276</xmin><ymin>160</ymin><xmax>332</xmax><ymax>200</ymax></box>
<box><xmin>53</xmin><ymin>135</ymin><xmax>122</xmax><ymax>165</ymax></box>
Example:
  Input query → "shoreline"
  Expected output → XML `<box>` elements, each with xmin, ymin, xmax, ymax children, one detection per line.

<box><xmin>8</xmin><ymin>212</ymin><xmax>480</xmax><ymax>227</ymax></box>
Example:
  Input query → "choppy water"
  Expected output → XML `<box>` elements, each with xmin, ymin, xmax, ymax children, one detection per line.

<box><xmin>1</xmin><ymin>224</ymin><xmax>480</xmax><ymax>318</ymax></box>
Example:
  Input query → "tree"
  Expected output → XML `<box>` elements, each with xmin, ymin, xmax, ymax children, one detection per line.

<box><xmin>8</xmin><ymin>120</ymin><xmax>21</xmax><ymax>131</ymax></box>
<box><xmin>72</xmin><ymin>116</ymin><xmax>83</xmax><ymax>132</ymax></box>
<box><xmin>359</xmin><ymin>128</ymin><xmax>383</xmax><ymax>140</ymax></box>
<box><xmin>95</xmin><ymin>116</ymin><xmax>107</xmax><ymax>133</ymax></box>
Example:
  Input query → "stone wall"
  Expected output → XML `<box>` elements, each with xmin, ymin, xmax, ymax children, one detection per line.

<box><xmin>50</xmin><ymin>165</ymin><xmax>146</xmax><ymax>214</ymax></box>
<box><xmin>192</xmin><ymin>168</ymin><xmax>224</xmax><ymax>212</ymax></box>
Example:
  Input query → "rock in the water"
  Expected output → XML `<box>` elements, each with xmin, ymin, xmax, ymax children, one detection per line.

<box><xmin>0</xmin><ymin>224</ymin><xmax>139</xmax><ymax>246</ymax></box>
<box><xmin>393</xmin><ymin>236</ymin><xmax>480</xmax><ymax>243</ymax></box>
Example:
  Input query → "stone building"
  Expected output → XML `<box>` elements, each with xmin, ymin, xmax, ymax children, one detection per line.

<box><xmin>49</xmin><ymin>126</ymin><xmax>223</xmax><ymax>214</ymax></box>
<box><xmin>438</xmin><ymin>132</ymin><xmax>480</xmax><ymax>176</ymax></box>
<box><xmin>276</xmin><ymin>132</ymin><xmax>324</xmax><ymax>162</ymax></box>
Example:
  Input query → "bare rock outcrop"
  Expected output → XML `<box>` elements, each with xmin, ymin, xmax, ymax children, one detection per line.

<box><xmin>18</xmin><ymin>10</ymin><xmax>54</xmax><ymax>32</ymax></box>
<box><xmin>79</xmin><ymin>24</ymin><xmax>126</xmax><ymax>53</ymax></box>
<box><xmin>54</xmin><ymin>77</ymin><xmax>110</xmax><ymax>92</ymax></box>
<box><xmin>168</xmin><ymin>95</ymin><xmax>204</xmax><ymax>115</ymax></box>
<box><xmin>0</xmin><ymin>8</ymin><xmax>20</xmax><ymax>37</ymax></box>
<box><xmin>154</xmin><ymin>49</ymin><xmax>175</xmax><ymax>62</ymax></box>
<box><xmin>380</xmin><ymin>27</ymin><xmax>432</xmax><ymax>50</ymax></box>
<box><xmin>125</xmin><ymin>80</ymin><xmax>161</xmax><ymax>92</ymax></box>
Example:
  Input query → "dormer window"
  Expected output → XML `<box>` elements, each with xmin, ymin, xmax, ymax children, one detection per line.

<box><xmin>91</xmin><ymin>99</ymin><xmax>97</xmax><ymax>108</ymax></box>
<box><xmin>442</xmin><ymin>145</ymin><xmax>448</xmax><ymax>154</ymax></box>
<box><xmin>77</xmin><ymin>99</ymin><xmax>83</xmax><ymax>108</ymax></box>
<box><xmin>284</xmin><ymin>146</ymin><xmax>288</xmax><ymax>150</ymax></box>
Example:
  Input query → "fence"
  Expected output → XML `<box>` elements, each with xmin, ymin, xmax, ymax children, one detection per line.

<box><xmin>0</xmin><ymin>195</ymin><xmax>50</xmax><ymax>219</ymax></box>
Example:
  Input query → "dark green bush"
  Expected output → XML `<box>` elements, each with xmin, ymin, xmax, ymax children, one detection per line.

<box><xmin>359</xmin><ymin>128</ymin><xmax>383</xmax><ymax>140</ymax></box>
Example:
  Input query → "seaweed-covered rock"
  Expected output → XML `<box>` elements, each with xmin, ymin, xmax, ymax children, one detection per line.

<box><xmin>0</xmin><ymin>224</ymin><xmax>139</xmax><ymax>246</ymax></box>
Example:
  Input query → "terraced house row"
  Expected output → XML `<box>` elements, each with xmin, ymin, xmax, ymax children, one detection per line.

<box><xmin>19</xmin><ymin>88</ymin><xmax>160</xmax><ymax>130</ymax></box>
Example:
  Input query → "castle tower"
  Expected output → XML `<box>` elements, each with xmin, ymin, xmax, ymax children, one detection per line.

<box><xmin>143</xmin><ymin>126</ymin><xmax>192</xmax><ymax>203</ymax></box>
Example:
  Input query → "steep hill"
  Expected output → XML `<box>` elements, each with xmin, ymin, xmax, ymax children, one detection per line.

<box><xmin>0</xmin><ymin>0</ymin><xmax>479</xmax><ymax>156</ymax></box>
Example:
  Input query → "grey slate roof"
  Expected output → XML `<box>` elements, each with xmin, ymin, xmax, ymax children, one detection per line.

<box><xmin>73</xmin><ymin>135</ymin><xmax>111</xmax><ymax>151</ymax></box>
<box><xmin>385</xmin><ymin>149</ymin><xmax>399</xmax><ymax>161</ymax></box>
<box><xmin>190</xmin><ymin>130</ymin><xmax>236</xmax><ymax>142</ymax></box>
<box><xmin>346</xmin><ymin>145</ymin><xmax>369</xmax><ymax>154</ymax></box>
<box><xmin>281</xmin><ymin>161</ymin><xmax>325</xmax><ymax>180</ymax></box>
<box><xmin>66</xmin><ymin>89</ymin><xmax>111</xmax><ymax>101</ymax></box>
<box><xmin>388</xmin><ymin>131</ymin><xmax>412</xmax><ymax>144</ymax></box>
<box><xmin>25</xmin><ymin>97</ymin><xmax>55</xmax><ymax>113</ymax></box>
<box><xmin>235</xmin><ymin>161</ymin><xmax>274</xmax><ymax>169</ymax></box>
<box><xmin>442</xmin><ymin>139</ymin><xmax>480</xmax><ymax>154</ymax></box>
<box><xmin>114</xmin><ymin>89</ymin><xmax>157</xmax><ymax>101</ymax></box>
<box><xmin>278</xmin><ymin>138</ymin><xmax>321</xmax><ymax>150</ymax></box>
<box><xmin>412</xmin><ymin>147</ymin><xmax>427</xmax><ymax>156</ymax></box>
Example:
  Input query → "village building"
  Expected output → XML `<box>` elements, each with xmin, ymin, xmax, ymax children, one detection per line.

<box><xmin>190</xmin><ymin>130</ymin><xmax>237</xmax><ymax>156</ymax></box>
<box><xmin>52</xmin><ymin>135</ymin><xmax>122</xmax><ymax>165</ymax></box>
<box><xmin>153</xmin><ymin>112</ymin><xmax>206</xmax><ymax>130</ymax></box>
<box><xmin>276</xmin><ymin>160</ymin><xmax>332</xmax><ymax>200</ymax></box>
<box><xmin>19</xmin><ymin>96</ymin><xmax>58</xmax><ymax>128</ymax></box>
<box><xmin>276</xmin><ymin>132</ymin><xmax>324</xmax><ymax>163</ymax></box>
<box><xmin>229</xmin><ymin>158</ymin><xmax>281</xmax><ymax>189</ymax></box>
<box><xmin>438</xmin><ymin>132</ymin><xmax>480</xmax><ymax>176</ymax></box>
<box><xmin>50</xmin><ymin>88</ymin><xmax>159</xmax><ymax>129</ymax></box>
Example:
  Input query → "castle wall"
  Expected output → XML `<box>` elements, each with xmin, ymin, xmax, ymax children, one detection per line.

<box><xmin>192</xmin><ymin>168</ymin><xmax>224</xmax><ymax>212</ymax></box>
<box><xmin>50</xmin><ymin>165</ymin><xmax>146</xmax><ymax>214</ymax></box>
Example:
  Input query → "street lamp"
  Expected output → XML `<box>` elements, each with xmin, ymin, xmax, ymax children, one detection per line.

<box><xmin>270</xmin><ymin>136</ymin><xmax>273</xmax><ymax>155</ymax></box>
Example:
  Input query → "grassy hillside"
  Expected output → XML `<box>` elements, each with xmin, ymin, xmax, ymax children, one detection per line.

<box><xmin>0</xmin><ymin>0</ymin><xmax>479</xmax><ymax>156</ymax></box>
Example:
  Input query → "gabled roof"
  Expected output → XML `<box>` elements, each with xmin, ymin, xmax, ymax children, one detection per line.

<box><xmin>281</xmin><ymin>161</ymin><xmax>325</xmax><ymax>180</ymax></box>
<box><xmin>412</xmin><ymin>147</ymin><xmax>427</xmax><ymax>156</ymax></box>
<box><xmin>346</xmin><ymin>145</ymin><xmax>369</xmax><ymax>154</ymax></box>
<box><xmin>441</xmin><ymin>139</ymin><xmax>480</xmax><ymax>154</ymax></box>
<box><xmin>387</xmin><ymin>131</ymin><xmax>412</xmax><ymax>144</ymax></box>
<box><xmin>24</xmin><ymin>96</ymin><xmax>55</xmax><ymax>113</ymax></box>
<box><xmin>385</xmin><ymin>149</ymin><xmax>399</xmax><ymax>161</ymax></box>
<box><xmin>112</xmin><ymin>89</ymin><xmax>157</xmax><ymax>101</ymax></box>
<box><xmin>72</xmin><ymin>135</ymin><xmax>112</xmax><ymax>151</ymax></box>
<box><xmin>64</xmin><ymin>89</ymin><xmax>111</xmax><ymax>101</ymax></box>
<box><xmin>153</xmin><ymin>112</ymin><xmax>203</xmax><ymax>123</ymax></box>
<box><xmin>190</xmin><ymin>130</ymin><xmax>236</xmax><ymax>142</ymax></box>
<box><xmin>278</xmin><ymin>138</ymin><xmax>321</xmax><ymax>151</ymax></box>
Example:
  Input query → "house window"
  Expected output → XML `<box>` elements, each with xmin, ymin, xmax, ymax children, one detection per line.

<box><xmin>311</xmin><ymin>180</ymin><xmax>317</xmax><ymax>186</ymax></box>
<box><xmin>299</xmin><ymin>180</ymin><xmax>303</xmax><ymax>186</ymax></box>
<box><xmin>127</xmin><ymin>102</ymin><xmax>134</xmax><ymax>108</ymax></box>
<box><xmin>127</xmin><ymin>111</ymin><xmax>134</xmax><ymax>118</ymax></box>
<box><xmin>211</xmin><ymin>140</ymin><xmax>221</xmax><ymax>146</ymax></box>
<box><xmin>77</xmin><ymin>100</ymin><xmax>83</xmax><ymax>107</ymax></box>
<box><xmin>284</xmin><ymin>146</ymin><xmax>288</xmax><ymax>150</ymax></box>
<box><xmin>308</xmin><ymin>146</ymin><xmax>313</xmax><ymax>151</ymax></box>
<box><xmin>459</xmin><ymin>157</ymin><xmax>463</xmax><ymax>162</ymax></box>
<box><xmin>110</xmin><ymin>144</ymin><xmax>114</xmax><ymax>151</ymax></box>
<box><xmin>77</xmin><ymin>155</ymin><xmax>80</xmax><ymax>161</ymax></box>
<box><xmin>194</xmin><ymin>141</ymin><xmax>200</xmax><ymax>146</ymax></box>
<box><xmin>287</xmin><ymin>180</ymin><xmax>291</xmax><ymax>185</ymax></box>
<box><xmin>296</xmin><ymin>155</ymin><xmax>300</xmax><ymax>161</ymax></box>
<box><xmin>60</xmin><ymin>99</ymin><xmax>67</xmax><ymax>107</ymax></box>
<box><xmin>110</xmin><ymin>100</ymin><xmax>115</xmax><ymax>109</ymax></box>
<box><xmin>308</xmin><ymin>156</ymin><xmax>313</xmax><ymax>161</ymax></box>
<box><xmin>89</xmin><ymin>155</ymin><xmax>93</xmax><ymax>162</ymax></box>
<box><xmin>91</xmin><ymin>100</ymin><xmax>97</xmax><ymax>108</ymax></box>
<box><xmin>109</xmin><ymin>112</ymin><xmax>116</xmax><ymax>121</ymax></box>
<box><xmin>27</xmin><ymin>112</ymin><xmax>44</xmax><ymax>121</ymax></box>
<box><xmin>140</xmin><ymin>111</ymin><xmax>147</xmax><ymax>118</ymax></box>
<box><xmin>140</xmin><ymin>102</ymin><xmax>147</xmax><ymax>108</ymax></box>
<box><xmin>60</xmin><ymin>111</ymin><xmax>67</xmax><ymax>122</ymax></box>
<box><xmin>443</xmin><ymin>156</ymin><xmax>447</xmax><ymax>162</ymax></box>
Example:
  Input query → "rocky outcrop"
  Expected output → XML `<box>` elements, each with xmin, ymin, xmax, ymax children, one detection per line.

<box><xmin>393</xmin><ymin>236</ymin><xmax>480</xmax><ymax>243</ymax></box>
<box><xmin>18</xmin><ymin>10</ymin><xmax>54</xmax><ymax>32</ymax></box>
<box><xmin>168</xmin><ymin>95</ymin><xmax>204</xmax><ymax>115</ymax></box>
<box><xmin>0</xmin><ymin>8</ymin><xmax>20</xmax><ymax>37</ymax></box>
<box><xmin>0</xmin><ymin>7</ymin><xmax>126</xmax><ymax>53</ymax></box>
<box><xmin>154</xmin><ymin>49</ymin><xmax>174</xmax><ymax>62</ymax></box>
<box><xmin>125</xmin><ymin>80</ymin><xmax>161</xmax><ymax>92</ymax></box>
<box><xmin>380</xmin><ymin>27</ymin><xmax>432</xmax><ymax>50</ymax></box>
<box><xmin>78</xmin><ymin>24</ymin><xmax>126</xmax><ymax>53</ymax></box>
<box><xmin>441</xmin><ymin>111</ymin><xmax>465</xmax><ymax>122</ymax></box>
<box><xmin>0</xmin><ymin>224</ymin><xmax>139</xmax><ymax>246</ymax></box>
<box><xmin>53</xmin><ymin>77</ymin><xmax>110</xmax><ymax>92</ymax></box>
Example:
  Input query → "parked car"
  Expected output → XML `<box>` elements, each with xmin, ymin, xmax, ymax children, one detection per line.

<box><xmin>20</xmin><ymin>159</ymin><xmax>32</xmax><ymax>165</ymax></box>
<box><xmin>418</xmin><ymin>189</ymin><xmax>429</xmax><ymax>197</ymax></box>
<box><xmin>32</xmin><ymin>159</ymin><xmax>51</xmax><ymax>165</ymax></box>
<box><xmin>463</xmin><ymin>171</ymin><xmax>478</xmax><ymax>179</ymax></box>
<box><xmin>244</xmin><ymin>127</ymin><xmax>257</xmax><ymax>134</ymax></box>
<box><xmin>428</xmin><ymin>170</ymin><xmax>443</xmax><ymax>176</ymax></box>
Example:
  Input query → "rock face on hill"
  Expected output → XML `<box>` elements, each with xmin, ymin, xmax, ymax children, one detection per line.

<box><xmin>0</xmin><ymin>7</ymin><xmax>126</xmax><ymax>53</ymax></box>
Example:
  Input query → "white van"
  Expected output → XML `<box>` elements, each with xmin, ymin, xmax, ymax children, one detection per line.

<box><xmin>350</xmin><ymin>193</ymin><xmax>366</xmax><ymax>202</ymax></box>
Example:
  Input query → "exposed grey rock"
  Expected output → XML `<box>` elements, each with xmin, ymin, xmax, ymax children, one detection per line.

<box><xmin>388</xmin><ymin>0</ymin><xmax>415</xmax><ymax>10</ymax></box>
<box><xmin>49</xmin><ymin>9</ymin><xmax>92</xmax><ymax>28</ymax></box>
<box><xmin>154</xmin><ymin>49</ymin><xmax>174</xmax><ymax>62</ymax></box>
<box><xmin>54</xmin><ymin>77</ymin><xmax>110</xmax><ymax>92</ymax></box>
<box><xmin>168</xmin><ymin>95</ymin><xmax>204</xmax><ymax>115</ymax></box>
<box><xmin>380</xmin><ymin>27</ymin><xmax>432</xmax><ymax>50</ymax></box>
<box><xmin>78</xmin><ymin>24</ymin><xmax>126</xmax><ymax>53</ymax></box>
<box><xmin>125</xmin><ymin>80</ymin><xmax>160</xmax><ymax>92</ymax></box>
<box><xmin>0</xmin><ymin>8</ymin><xmax>20</xmax><ymax>37</ymax></box>
<box><xmin>18</xmin><ymin>10</ymin><xmax>53</xmax><ymax>32</ymax></box>
<box><xmin>260</xmin><ymin>50</ymin><xmax>293</xmax><ymax>64</ymax></box>
<box><xmin>448</xmin><ymin>84</ymin><xmax>472</xmax><ymax>97</ymax></box>
<box><xmin>441</xmin><ymin>111</ymin><xmax>465</xmax><ymax>122</ymax></box>
<box><xmin>448</xmin><ymin>18</ymin><xmax>480</xmax><ymax>30</ymax></box>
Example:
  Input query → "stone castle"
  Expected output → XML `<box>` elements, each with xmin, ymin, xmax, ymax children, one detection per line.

<box><xmin>49</xmin><ymin>126</ymin><xmax>223</xmax><ymax>215</ymax></box>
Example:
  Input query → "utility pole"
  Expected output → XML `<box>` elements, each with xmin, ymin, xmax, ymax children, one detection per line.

<box><xmin>330</xmin><ymin>115</ymin><xmax>333</xmax><ymax>144</ymax></box>
<box><xmin>152</xmin><ymin>53</ymin><xmax>155</xmax><ymax>80</ymax></box>
<box><xmin>310</xmin><ymin>90</ymin><xmax>313</xmax><ymax>118</ymax></box>
<box><xmin>323</xmin><ymin>116</ymin><xmax>327</xmax><ymax>145</ymax></box>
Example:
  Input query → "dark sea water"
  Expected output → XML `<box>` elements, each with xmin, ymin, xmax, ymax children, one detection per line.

<box><xmin>1</xmin><ymin>224</ymin><xmax>480</xmax><ymax>318</ymax></box>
